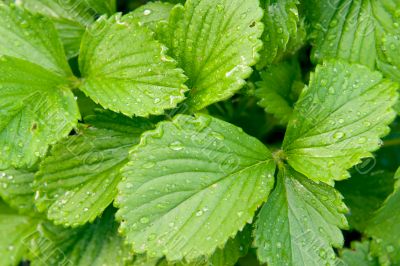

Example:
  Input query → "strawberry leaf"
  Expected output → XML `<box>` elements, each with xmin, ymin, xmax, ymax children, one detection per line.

<box><xmin>283</xmin><ymin>60</ymin><xmax>398</xmax><ymax>183</ymax></box>
<box><xmin>117</xmin><ymin>114</ymin><xmax>275</xmax><ymax>261</ymax></box>
<box><xmin>254</xmin><ymin>166</ymin><xmax>348</xmax><ymax>265</ymax></box>
<box><xmin>79</xmin><ymin>14</ymin><xmax>188</xmax><ymax>117</ymax></box>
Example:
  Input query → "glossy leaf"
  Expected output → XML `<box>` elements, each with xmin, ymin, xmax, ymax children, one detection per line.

<box><xmin>0</xmin><ymin>168</ymin><xmax>36</xmax><ymax>214</ymax></box>
<box><xmin>0</xmin><ymin>3</ymin><xmax>71</xmax><ymax>76</ymax></box>
<box><xmin>0</xmin><ymin>56</ymin><xmax>79</xmax><ymax>169</ymax></box>
<box><xmin>0</xmin><ymin>200</ymin><xmax>38</xmax><ymax>266</ymax></box>
<box><xmin>254</xmin><ymin>166</ymin><xmax>348</xmax><ymax>265</ymax></box>
<box><xmin>117</xmin><ymin>114</ymin><xmax>275</xmax><ymax>261</ymax></box>
<box><xmin>158</xmin><ymin>0</ymin><xmax>263</xmax><ymax>110</ymax></box>
<box><xmin>34</xmin><ymin>115</ymin><xmax>153</xmax><ymax>227</ymax></box>
<box><xmin>283</xmin><ymin>60</ymin><xmax>398</xmax><ymax>183</ymax></box>
<box><xmin>79</xmin><ymin>14</ymin><xmax>188</xmax><ymax>117</ymax></box>
<box><xmin>20</xmin><ymin>0</ymin><xmax>116</xmax><ymax>58</ymax></box>
<box><xmin>29</xmin><ymin>207</ymin><xmax>132</xmax><ymax>266</ymax></box>
<box><xmin>304</xmin><ymin>0</ymin><xmax>400</xmax><ymax>80</ymax></box>
<box><xmin>258</xmin><ymin>0</ymin><xmax>306</xmax><ymax>68</ymax></box>
<box><xmin>129</xmin><ymin>1</ymin><xmax>174</xmax><ymax>32</ymax></box>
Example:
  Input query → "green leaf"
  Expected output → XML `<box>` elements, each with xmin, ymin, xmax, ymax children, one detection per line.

<box><xmin>340</xmin><ymin>241</ymin><xmax>379</xmax><ymax>266</ymax></box>
<box><xmin>282</xmin><ymin>60</ymin><xmax>398</xmax><ymax>183</ymax></box>
<box><xmin>378</xmin><ymin>33</ymin><xmax>400</xmax><ymax>83</ymax></box>
<box><xmin>84</xmin><ymin>109</ymin><xmax>156</xmax><ymax>134</ymax></box>
<box><xmin>0</xmin><ymin>200</ymin><xmax>38</xmax><ymax>266</ymax></box>
<box><xmin>117</xmin><ymin>114</ymin><xmax>275</xmax><ymax>261</ymax></box>
<box><xmin>254</xmin><ymin>166</ymin><xmax>348</xmax><ymax>265</ymax></box>
<box><xmin>0</xmin><ymin>3</ymin><xmax>71</xmax><ymax>76</ymax></box>
<box><xmin>129</xmin><ymin>1</ymin><xmax>174</xmax><ymax>32</ymax></box>
<box><xmin>255</xmin><ymin>58</ymin><xmax>303</xmax><ymax>124</ymax></box>
<box><xmin>206</xmin><ymin>227</ymin><xmax>251</xmax><ymax>266</ymax></box>
<box><xmin>0</xmin><ymin>168</ymin><xmax>36</xmax><ymax>214</ymax></box>
<box><xmin>157</xmin><ymin>0</ymin><xmax>263</xmax><ymax>110</ymax></box>
<box><xmin>365</xmin><ymin>168</ymin><xmax>400</xmax><ymax>265</ymax></box>
<box><xmin>79</xmin><ymin>14</ymin><xmax>188</xmax><ymax>117</ymax></box>
<box><xmin>304</xmin><ymin>0</ymin><xmax>400</xmax><ymax>79</ymax></box>
<box><xmin>336</xmin><ymin>168</ymin><xmax>395</xmax><ymax>231</ymax></box>
<box><xmin>34</xmin><ymin>115</ymin><xmax>153</xmax><ymax>227</ymax></box>
<box><xmin>20</xmin><ymin>0</ymin><xmax>116</xmax><ymax>58</ymax></box>
<box><xmin>336</xmin><ymin>134</ymin><xmax>400</xmax><ymax>231</ymax></box>
<box><xmin>29</xmin><ymin>207</ymin><xmax>132</xmax><ymax>266</ymax></box>
<box><xmin>0</xmin><ymin>56</ymin><xmax>79</xmax><ymax>169</ymax></box>
<box><xmin>258</xmin><ymin>0</ymin><xmax>306</xmax><ymax>69</ymax></box>
<box><xmin>157</xmin><ymin>227</ymin><xmax>251</xmax><ymax>266</ymax></box>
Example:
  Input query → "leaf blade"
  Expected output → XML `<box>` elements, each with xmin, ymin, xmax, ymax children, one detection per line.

<box><xmin>79</xmin><ymin>14</ymin><xmax>188</xmax><ymax>117</ymax></box>
<box><xmin>283</xmin><ymin>60</ymin><xmax>398</xmax><ymax>183</ymax></box>
<box><xmin>117</xmin><ymin>114</ymin><xmax>275</xmax><ymax>261</ymax></box>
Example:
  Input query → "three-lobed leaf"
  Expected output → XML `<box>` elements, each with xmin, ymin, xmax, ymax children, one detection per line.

<box><xmin>283</xmin><ymin>60</ymin><xmax>398</xmax><ymax>183</ymax></box>
<box><xmin>117</xmin><ymin>114</ymin><xmax>275</xmax><ymax>261</ymax></box>
<box><xmin>79</xmin><ymin>13</ymin><xmax>188</xmax><ymax>117</ymax></box>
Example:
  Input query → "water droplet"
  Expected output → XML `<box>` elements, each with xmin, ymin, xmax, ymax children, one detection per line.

<box><xmin>153</xmin><ymin>98</ymin><xmax>161</xmax><ymax>104</ymax></box>
<box><xmin>333</xmin><ymin>132</ymin><xmax>345</xmax><ymax>140</ymax></box>
<box><xmin>143</xmin><ymin>9</ymin><xmax>152</xmax><ymax>16</ymax></box>
<box><xmin>276</xmin><ymin>242</ymin><xmax>282</xmax><ymax>248</ymax></box>
<box><xmin>196</xmin><ymin>210</ymin><xmax>203</xmax><ymax>216</ymax></box>
<box><xmin>328</xmin><ymin>87</ymin><xmax>335</xmax><ymax>94</ymax></box>
<box><xmin>338</xmin><ymin>118</ymin><xmax>344</xmax><ymax>124</ymax></box>
<box><xmin>83</xmin><ymin>208</ymin><xmax>89</xmax><ymax>212</ymax></box>
<box><xmin>237</xmin><ymin>211</ymin><xmax>243</xmax><ymax>217</ymax></box>
<box><xmin>169</xmin><ymin>141</ymin><xmax>184</xmax><ymax>151</ymax></box>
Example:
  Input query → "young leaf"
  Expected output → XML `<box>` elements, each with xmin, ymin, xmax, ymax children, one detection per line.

<box><xmin>282</xmin><ymin>60</ymin><xmax>398</xmax><ymax>183</ymax></box>
<box><xmin>254</xmin><ymin>166</ymin><xmax>348</xmax><ymax>266</ymax></box>
<box><xmin>258</xmin><ymin>0</ymin><xmax>306</xmax><ymax>69</ymax></box>
<box><xmin>0</xmin><ymin>3</ymin><xmax>71</xmax><ymax>76</ymax></box>
<box><xmin>304</xmin><ymin>0</ymin><xmax>400</xmax><ymax>79</ymax></box>
<box><xmin>29</xmin><ymin>207</ymin><xmax>132</xmax><ymax>266</ymax></box>
<box><xmin>255</xmin><ymin>58</ymin><xmax>303</xmax><ymax>124</ymax></box>
<box><xmin>365</xmin><ymin>168</ymin><xmax>400</xmax><ymax>265</ymax></box>
<box><xmin>129</xmin><ymin>1</ymin><xmax>174</xmax><ymax>32</ymax></box>
<box><xmin>0</xmin><ymin>200</ymin><xmax>39</xmax><ymax>266</ymax></box>
<box><xmin>34</xmin><ymin>115</ymin><xmax>153</xmax><ymax>227</ymax></box>
<box><xmin>79</xmin><ymin>14</ymin><xmax>188</xmax><ymax>117</ymax></box>
<box><xmin>19</xmin><ymin>0</ymin><xmax>116</xmax><ymax>58</ymax></box>
<box><xmin>0</xmin><ymin>168</ymin><xmax>36</xmax><ymax>214</ymax></box>
<box><xmin>340</xmin><ymin>241</ymin><xmax>379</xmax><ymax>266</ymax></box>
<box><xmin>117</xmin><ymin>114</ymin><xmax>275</xmax><ymax>261</ymax></box>
<box><xmin>0</xmin><ymin>56</ymin><xmax>79</xmax><ymax>169</ymax></box>
<box><xmin>157</xmin><ymin>0</ymin><xmax>263</xmax><ymax>110</ymax></box>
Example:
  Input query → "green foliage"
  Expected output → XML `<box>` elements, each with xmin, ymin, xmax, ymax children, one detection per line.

<box><xmin>0</xmin><ymin>1</ymin><xmax>399</xmax><ymax>265</ymax></box>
